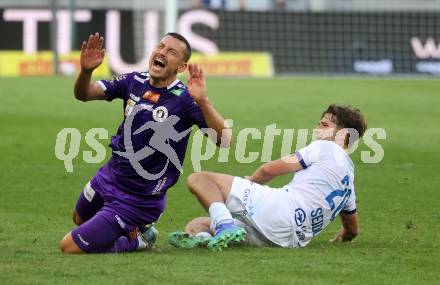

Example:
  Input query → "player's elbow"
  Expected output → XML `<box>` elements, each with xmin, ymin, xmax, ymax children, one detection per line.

<box><xmin>74</xmin><ymin>92</ymin><xmax>89</xmax><ymax>102</ymax></box>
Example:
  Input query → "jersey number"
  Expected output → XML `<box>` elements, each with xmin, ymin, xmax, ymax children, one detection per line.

<box><xmin>325</xmin><ymin>175</ymin><xmax>352</xmax><ymax>221</ymax></box>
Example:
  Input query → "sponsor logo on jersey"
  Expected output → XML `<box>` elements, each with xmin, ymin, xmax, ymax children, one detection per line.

<box><xmin>294</xmin><ymin>208</ymin><xmax>306</xmax><ymax>227</ymax></box>
<box><xmin>143</xmin><ymin>91</ymin><xmax>160</xmax><ymax>103</ymax></box>
<box><xmin>295</xmin><ymin>230</ymin><xmax>305</xmax><ymax>241</ymax></box>
<box><xmin>242</xmin><ymin>188</ymin><xmax>255</xmax><ymax>217</ymax></box>
<box><xmin>152</xmin><ymin>106</ymin><xmax>168</xmax><ymax>122</ymax></box>
<box><xmin>125</xmin><ymin>99</ymin><xmax>137</xmax><ymax>116</ymax></box>
<box><xmin>311</xmin><ymin>207</ymin><xmax>324</xmax><ymax>236</ymax></box>
<box><xmin>129</xmin><ymin>93</ymin><xmax>140</xmax><ymax>102</ymax></box>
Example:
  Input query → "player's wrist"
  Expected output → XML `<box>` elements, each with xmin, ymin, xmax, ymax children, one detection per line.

<box><xmin>194</xmin><ymin>96</ymin><xmax>209</xmax><ymax>105</ymax></box>
<box><xmin>81</xmin><ymin>67</ymin><xmax>94</xmax><ymax>75</ymax></box>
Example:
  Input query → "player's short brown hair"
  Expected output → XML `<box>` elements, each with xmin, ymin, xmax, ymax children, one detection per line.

<box><xmin>322</xmin><ymin>104</ymin><xmax>367</xmax><ymax>138</ymax></box>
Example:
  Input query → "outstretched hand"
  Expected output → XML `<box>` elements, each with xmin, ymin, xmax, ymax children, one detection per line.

<box><xmin>188</xmin><ymin>63</ymin><xmax>208</xmax><ymax>102</ymax></box>
<box><xmin>80</xmin><ymin>33</ymin><xmax>105</xmax><ymax>73</ymax></box>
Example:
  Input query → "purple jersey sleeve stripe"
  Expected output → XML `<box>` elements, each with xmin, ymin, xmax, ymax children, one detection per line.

<box><xmin>341</xmin><ymin>209</ymin><xmax>357</xmax><ymax>215</ymax></box>
<box><xmin>295</xmin><ymin>151</ymin><xmax>308</xmax><ymax>169</ymax></box>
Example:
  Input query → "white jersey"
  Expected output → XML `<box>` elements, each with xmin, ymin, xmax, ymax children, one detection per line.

<box><xmin>286</xmin><ymin>140</ymin><xmax>357</xmax><ymax>247</ymax></box>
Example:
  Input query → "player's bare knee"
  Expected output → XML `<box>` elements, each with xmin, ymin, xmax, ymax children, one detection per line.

<box><xmin>60</xmin><ymin>233</ymin><xmax>82</xmax><ymax>254</ymax></box>
<box><xmin>187</xmin><ymin>172</ymin><xmax>204</xmax><ymax>193</ymax></box>
<box><xmin>59</xmin><ymin>235</ymin><xmax>70</xmax><ymax>253</ymax></box>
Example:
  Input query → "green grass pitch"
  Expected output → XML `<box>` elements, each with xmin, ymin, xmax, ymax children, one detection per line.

<box><xmin>0</xmin><ymin>76</ymin><xmax>439</xmax><ymax>284</ymax></box>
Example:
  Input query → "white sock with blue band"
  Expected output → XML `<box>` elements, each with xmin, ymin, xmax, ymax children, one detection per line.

<box><xmin>208</xmin><ymin>202</ymin><xmax>234</xmax><ymax>233</ymax></box>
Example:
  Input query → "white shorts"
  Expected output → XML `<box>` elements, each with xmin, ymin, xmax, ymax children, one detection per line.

<box><xmin>225</xmin><ymin>177</ymin><xmax>295</xmax><ymax>248</ymax></box>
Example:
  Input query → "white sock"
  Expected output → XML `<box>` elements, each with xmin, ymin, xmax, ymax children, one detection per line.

<box><xmin>209</xmin><ymin>202</ymin><xmax>233</xmax><ymax>229</ymax></box>
<box><xmin>195</xmin><ymin>231</ymin><xmax>212</xmax><ymax>239</ymax></box>
<box><xmin>137</xmin><ymin>235</ymin><xmax>147</xmax><ymax>250</ymax></box>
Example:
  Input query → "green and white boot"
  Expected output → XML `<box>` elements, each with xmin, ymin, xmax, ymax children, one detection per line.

<box><xmin>207</xmin><ymin>223</ymin><xmax>246</xmax><ymax>252</ymax></box>
<box><xmin>168</xmin><ymin>232</ymin><xmax>210</xmax><ymax>249</ymax></box>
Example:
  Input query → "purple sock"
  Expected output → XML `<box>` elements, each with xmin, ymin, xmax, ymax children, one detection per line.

<box><xmin>106</xmin><ymin>236</ymin><xmax>139</xmax><ymax>253</ymax></box>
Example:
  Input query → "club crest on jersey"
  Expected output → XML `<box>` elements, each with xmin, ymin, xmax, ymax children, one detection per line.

<box><xmin>170</xmin><ymin>88</ymin><xmax>184</xmax><ymax>96</ymax></box>
<box><xmin>143</xmin><ymin>91</ymin><xmax>160</xmax><ymax>103</ymax></box>
<box><xmin>152</xmin><ymin>106</ymin><xmax>168</xmax><ymax>122</ymax></box>
<box><xmin>294</xmin><ymin>208</ymin><xmax>306</xmax><ymax>227</ymax></box>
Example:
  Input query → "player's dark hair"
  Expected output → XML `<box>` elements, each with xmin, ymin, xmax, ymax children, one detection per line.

<box><xmin>322</xmin><ymin>104</ymin><xmax>367</xmax><ymax>139</ymax></box>
<box><xmin>165</xmin><ymin>32</ymin><xmax>192</xmax><ymax>63</ymax></box>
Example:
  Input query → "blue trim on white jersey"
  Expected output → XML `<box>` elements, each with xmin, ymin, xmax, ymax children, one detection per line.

<box><xmin>295</xmin><ymin>151</ymin><xmax>308</xmax><ymax>169</ymax></box>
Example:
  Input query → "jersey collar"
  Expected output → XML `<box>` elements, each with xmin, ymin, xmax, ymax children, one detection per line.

<box><xmin>146</xmin><ymin>77</ymin><xmax>181</xmax><ymax>93</ymax></box>
<box><xmin>166</xmin><ymin>79</ymin><xmax>180</xmax><ymax>90</ymax></box>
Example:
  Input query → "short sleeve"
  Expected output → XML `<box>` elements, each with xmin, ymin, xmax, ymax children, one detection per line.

<box><xmin>295</xmin><ymin>140</ymin><xmax>326</xmax><ymax>169</ymax></box>
<box><xmin>342</xmin><ymin>189</ymin><xmax>357</xmax><ymax>214</ymax></box>
<box><xmin>96</xmin><ymin>73</ymin><xmax>131</xmax><ymax>101</ymax></box>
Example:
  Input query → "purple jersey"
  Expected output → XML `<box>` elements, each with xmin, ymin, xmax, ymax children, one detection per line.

<box><xmin>91</xmin><ymin>71</ymin><xmax>207</xmax><ymax>224</ymax></box>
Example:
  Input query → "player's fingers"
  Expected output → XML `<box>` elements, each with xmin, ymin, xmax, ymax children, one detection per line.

<box><xmin>86</xmin><ymin>34</ymin><xmax>93</xmax><ymax>48</ymax></box>
<box><xmin>197</xmin><ymin>65</ymin><xmax>203</xmax><ymax>78</ymax></box>
<box><xmin>90</xmin><ymin>33</ymin><xmax>98</xmax><ymax>49</ymax></box>
<box><xmin>193</xmin><ymin>64</ymin><xmax>200</xmax><ymax>76</ymax></box>
<box><xmin>93</xmin><ymin>33</ymin><xmax>100</xmax><ymax>48</ymax></box>
<box><xmin>98</xmin><ymin>36</ymin><xmax>104</xmax><ymax>49</ymax></box>
<box><xmin>199</xmin><ymin>68</ymin><xmax>204</xmax><ymax>80</ymax></box>
<box><xmin>100</xmin><ymin>49</ymin><xmax>105</xmax><ymax>60</ymax></box>
<box><xmin>81</xmin><ymin>41</ymin><xmax>87</xmax><ymax>52</ymax></box>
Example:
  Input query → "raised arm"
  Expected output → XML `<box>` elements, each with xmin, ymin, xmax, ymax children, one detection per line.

<box><xmin>247</xmin><ymin>154</ymin><xmax>304</xmax><ymax>184</ymax></box>
<box><xmin>187</xmin><ymin>63</ymin><xmax>232</xmax><ymax>148</ymax></box>
<box><xmin>74</xmin><ymin>33</ymin><xmax>107</xmax><ymax>102</ymax></box>
<box><xmin>330</xmin><ymin>212</ymin><xmax>359</xmax><ymax>242</ymax></box>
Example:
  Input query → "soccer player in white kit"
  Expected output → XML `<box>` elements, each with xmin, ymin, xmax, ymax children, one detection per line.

<box><xmin>169</xmin><ymin>105</ymin><xmax>367</xmax><ymax>250</ymax></box>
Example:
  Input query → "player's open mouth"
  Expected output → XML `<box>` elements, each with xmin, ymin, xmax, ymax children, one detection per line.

<box><xmin>153</xmin><ymin>57</ymin><xmax>167</xmax><ymax>68</ymax></box>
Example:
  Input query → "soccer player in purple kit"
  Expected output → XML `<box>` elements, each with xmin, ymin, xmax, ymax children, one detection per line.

<box><xmin>59</xmin><ymin>32</ymin><xmax>232</xmax><ymax>254</ymax></box>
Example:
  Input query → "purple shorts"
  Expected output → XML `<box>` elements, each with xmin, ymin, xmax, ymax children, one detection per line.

<box><xmin>74</xmin><ymin>181</ymin><xmax>104</xmax><ymax>222</ymax></box>
<box><xmin>72</xmin><ymin>182</ymin><xmax>139</xmax><ymax>253</ymax></box>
